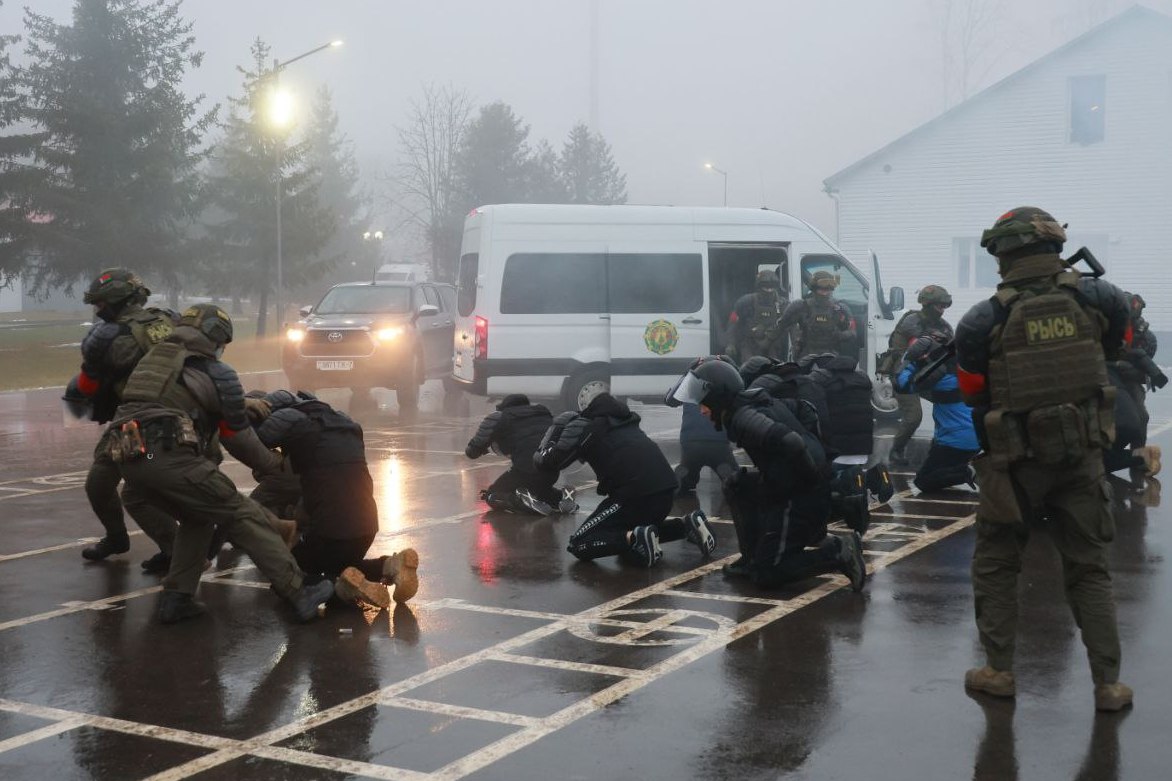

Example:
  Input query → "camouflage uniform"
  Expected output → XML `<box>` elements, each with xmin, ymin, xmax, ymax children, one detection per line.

<box><xmin>726</xmin><ymin>270</ymin><xmax>788</xmax><ymax>362</ymax></box>
<box><xmin>66</xmin><ymin>269</ymin><xmax>179</xmax><ymax>563</ymax></box>
<box><xmin>882</xmin><ymin>285</ymin><xmax>955</xmax><ymax>461</ymax></box>
<box><xmin>956</xmin><ymin>207</ymin><xmax>1132</xmax><ymax>710</ymax></box>
<box><xmin>778</xmin><ymin>270</ymin><xmax>857</xmax><ymax>360</ymax></box>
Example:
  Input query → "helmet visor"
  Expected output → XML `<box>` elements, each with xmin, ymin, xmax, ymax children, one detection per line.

<box><xmin>666</xmin><ymin>371</ymin><xmax>709</xmax><ymax>407</ymax></box>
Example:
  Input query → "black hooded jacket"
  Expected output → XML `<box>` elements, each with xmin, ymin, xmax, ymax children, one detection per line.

<box><xmin>579</xmin><ymin>394</ymin><xmax>677</xmax><ymax>499</ymax></box>
<box><xmin>466</xmin><ymin>402</ymin><xmax>554</xmax><ymax>475</ymax></box>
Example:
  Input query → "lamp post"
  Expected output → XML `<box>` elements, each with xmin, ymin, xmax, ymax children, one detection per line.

<box><xmin>363</xmin><ymin>230</ymin><xmax>384</xmax><ymax>279</ymax></box>
<box><xmin>268</xmin><ymin>39</ymin><xmax>343</xmax><ymax>333</ymax></box>
<box><xmin>704</xmin><ymin>162</ymin><xmax>728</xmax><ymax>207</ymax></box>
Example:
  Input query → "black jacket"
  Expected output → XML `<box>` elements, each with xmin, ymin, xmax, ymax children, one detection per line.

<box><xmin>466</xmin><ymin>403</ymin><xmax>554</xmax><ymax>475</ymax></box>
<box><xmin>724</xmin><ymin>388</ymin><xmax>828</xmax><ymax>497</ymax></box>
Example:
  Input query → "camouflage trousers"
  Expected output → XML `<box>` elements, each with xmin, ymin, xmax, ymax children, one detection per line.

<box><xmin>892</xmin><ymin>392</ymin><xmax>923</xmax><ymax>453</ymax></box>
<box><xmin>119</xmin><ymin>447</ymin><xmax>304</xmax><ymax>599</ymax></box>
<box><xmin>971</xmin><ymin>453</ymin><xmax>1121</xmax><ymax>684</ymax></box>
<box><xmin>85</xmin><ymin>428</ymin><xmax>177</xmax><ymax>552</ymax></box>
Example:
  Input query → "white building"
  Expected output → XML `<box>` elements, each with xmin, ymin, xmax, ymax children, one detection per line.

<box><xmin>823</xmin><ymin>5</ymin><xmax>1172</xmax><ymax>329</ymax></box>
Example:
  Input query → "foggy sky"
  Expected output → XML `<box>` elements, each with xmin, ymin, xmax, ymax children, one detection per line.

<box><xmin>5</xmin><ymin>0</ymin><xmax>1171</xmax><ymax>243</ymax></box>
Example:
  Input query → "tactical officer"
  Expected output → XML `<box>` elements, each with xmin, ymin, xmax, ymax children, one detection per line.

<box><xmin>533</xmin><ymin>392</ymin><xmax>716</xmax><ymax>566</ymax></box>
<box><xmin>64</xmin><ymin>268</ymin><xmax>179</xmax><ymax>569</ymax></box>
<box><xmin>726</xmin><ymin>270</ymin><xmax>788</xmax><ymax>362</ymax></box>
<box><xmin>880</xmin><ymin>285</ymin><xmax>955</xmax><ymax>464</ymax></box>
<box><xmin>1108</xmin><ymin>292</ymin><xmax>1164</xmax><ymax>481</ymax></box>
<box><xmin>895</xmin><ymin>334</ymin><xmax>978</xmax><ymax>492</ymax></box>
<box><xmin>110</xmin><ymin>304</ymin><xmax>334</xmax><ymax>624</ymax></box>
<box><xmin>667</xmin><ymin>357</ymin><xmax>867</xmax><ymax>590</ymax></box>
<box><xmin>778</xmin><ymin>270</ymin><xmax>857</xmax><ymax>360</ymax></box>
<box><xmin>254</xmin><ymin>390</ymin><xmax>419</xmax><ymax>607</ymax></box>
<box><xmin>466</xmin><ymin>394</ymin><xmax>577</xmax><ymax>515</ymax></box>
<box><xmin>956</xmin><ymin>207</ymin><xmax>1132</xmax><ymax>711</ymax></box>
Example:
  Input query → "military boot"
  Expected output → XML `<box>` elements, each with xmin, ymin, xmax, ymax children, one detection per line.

<box><xmin>140</xmin><ymin>551</ymin><xmax>171</xmax><ymax>575</ymax></box>
<box><xmin>273</xmin><ymin>518</ymin><xmax>299</xmax><ymax>550</ymax></box>
<box><xmin>964</xmin><ymin>666</ymin><xmax>1016</xmax><ymax>698</ymax></box>
<box><xmin>157</xmin><ymin>591</ymin><xmax>206</xmax><ymax>624</ymax></box>
<box><xmin>1094</xmin><ymin>682</ymin><xmax>1133</xmax><ymax>712</ymax></box>
<box><xmin>382</xmin><ymin>548</ymin><xmax>420</xmax><ymax>603</ymax></box>
<box><xmin>81</xmin><ymin>533</ymin><xmax>130</xmax><ymax>561</ymax></box>
<box><xmin>1132</xmin><ymin>445</ymin><xmax>1162</xmax><ymax>477</ymax></box>
<box><xmin>335</xmin><ymin>567</ymin><xmax>390</xmax><ymax>610</ymax></box>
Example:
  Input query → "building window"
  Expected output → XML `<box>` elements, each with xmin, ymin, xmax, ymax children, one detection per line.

<box><xmin>954</xmin><ymin>238</ymin><xmax>999</xmax><ymax>289</ymax></box>
<box><xmin>1069</xmin><ymin>74</ymin><xmax>1106</xmax><ymax>145</ymax></box>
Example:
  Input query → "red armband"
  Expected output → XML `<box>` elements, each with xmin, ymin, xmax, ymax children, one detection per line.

<box><xmin>217</xmin><ymin>420</ymin><xmax>237</xmax><ymax>439</ymax></box>
<box><xmin>1124</xmin><ymin>323</ymin><xmax>1134</xmax><ymax>347</ymax></box>
<box><xmin>957</xmin><ymin>368</ymin><xmax>987</xmax><ymax>397</ymax></box>
<box><xmin>76</xmin><ymin>371</ymin><xmax>100</xmax><ymax>397</ymax></box>
<box><xmin>727</xmin><ymin>311</ymin><xmax>739</xmax><ymax>324</ymax></box>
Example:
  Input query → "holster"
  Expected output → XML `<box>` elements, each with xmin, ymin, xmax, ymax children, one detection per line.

<box><xmin>972</xmin><ymin>453</ymin><xmax>1025</xmax><ymax>524</ymax></box>
<box><xmin>109</xmin><ymin>420</ymin><xmax>147</xmax><ymax>463</ymax></box>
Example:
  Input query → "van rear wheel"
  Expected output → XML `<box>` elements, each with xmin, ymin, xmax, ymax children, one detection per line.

<box><xmin>563</xmin><ymin>367</ymin><xmax>610</xmax><ymax>413</ymax></box>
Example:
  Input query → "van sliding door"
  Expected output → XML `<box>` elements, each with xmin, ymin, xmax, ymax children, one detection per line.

<box><xmin>707</xmin><ymin>243</ymin><xmax>789</xmax><ymax>355</ymax></box>
<box><xmin>606</xmin><ymin>245</ymin><xmax>707</xmax><ymax>397</ymax></box>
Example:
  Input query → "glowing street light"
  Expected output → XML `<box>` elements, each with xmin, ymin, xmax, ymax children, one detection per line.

<box><xmin>267</xmin><ymin>87</ymin><xmax>295</xmax><ymax>130</ymax></box>
<box><xmin>705</xmin><ymin>162</ymin><xmax>728</xmax><ymax>207</ymax></box>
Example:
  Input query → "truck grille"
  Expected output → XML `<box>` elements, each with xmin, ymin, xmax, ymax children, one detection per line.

<box><xmin>300</xmin><ymin>329</ymin><xmax>374</xmax><ymax>357</ymax></box>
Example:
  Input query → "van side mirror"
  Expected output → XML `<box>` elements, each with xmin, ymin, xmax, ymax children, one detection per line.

<box><xmin>298</xmin><ymin>305</ymin><xmax>313</xmax><ymax>318</ymax></box>
<box><xmin>413</xmin><ymin>304</ymin><xmax>439</xmax><ymax>322</ymax></box>
<box><xmin>888</xmin><ymin>287</ymin><xmax>905</xmax><ymax>312</ymax></box>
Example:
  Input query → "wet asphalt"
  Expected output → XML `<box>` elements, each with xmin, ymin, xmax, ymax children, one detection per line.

<box><xmin>0</xmin><ymin>375</ymin><xmax>1169</xmax><ymax>780</ymax></box>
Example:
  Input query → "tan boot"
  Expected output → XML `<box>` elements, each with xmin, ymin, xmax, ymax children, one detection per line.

<box><xmin>1133</xmin><ymin>445</ymin><xmax>1162</xmax><ymax>477</ymax></box>
<box><xmin>382</xmin><ymin>548</ymin><xmax>419</xmax><ymax>603</ymax></box>
<box><xmin>1094</xmin><ymin>682</ymin><xmax>1133</xmax><ymax>712</ymax></box>
<box><xmin>274</xmin><ymin>519</ymin><xmax>299</xmax><ymax>550</ymax></box>
<box><xmin>335</xmin><ymin>567</ymin><xmax>391</xmax><ymax>610</ymax></box>
<box><xmin>964</xmin><ymin>666</ymin><xmax>1016</xmax><ymax>698</ymax></box>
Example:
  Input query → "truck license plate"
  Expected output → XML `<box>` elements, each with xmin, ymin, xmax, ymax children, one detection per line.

<box><xmin>316</xmin><ymin>360</ymin><xmax>353</xmax><ymax>371</ymax></box>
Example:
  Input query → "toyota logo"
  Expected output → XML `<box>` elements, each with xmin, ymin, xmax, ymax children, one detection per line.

<box><xmin>327</xmin><ymin>331</ymin><xmax>343</xmax><ymax>343</ymax></box>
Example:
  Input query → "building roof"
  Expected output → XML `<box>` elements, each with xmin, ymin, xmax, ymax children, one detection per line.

<box><xmin>823</xmin><ymin>4</ymin><xmax>1172</xmax><ymax>190</ymax></box>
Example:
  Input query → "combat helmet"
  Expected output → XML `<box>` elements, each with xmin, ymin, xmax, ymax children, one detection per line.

<box><xmin>979</xmin><ymin>206</ymin><xmax>1067</xmax><ymax>257</ymax></box>
<box><xmin>179</xmin><ymin>303</ymin><xmax>233</xmax><ymax>345</ymax></box>
<box><xmin>917</xmin><ymin>284</ymin><xmax>952</xmax><ymax>308</ymax></box>
<box><xmin>665</xmin><ymin>355</ymin><xmax>744</xmax><ymax>413</ymax></box>
<box><xmin>83</xmin><ymin>268</ymin><xmax>149</xmax><ymax>308</ymax></box>
<box><xmin>755</xmin><ymin>269</ymin><xmax>780</xmax><ymax>293</ymax></box>
<box><xmin>810</xmin><ymin>270</ymin><xmax>838</xmax><ymax>291</ymax></box>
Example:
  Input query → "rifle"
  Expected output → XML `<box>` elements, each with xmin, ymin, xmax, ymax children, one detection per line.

<box><xmin>909</xmin><ymin>338</ymin><xmax>956</xmax><ymax>392</ymax></box>
<box><xmin>1065</xmin><ymin>246</ymin><xmax>1105</xmax><ymax>278</ymax></box>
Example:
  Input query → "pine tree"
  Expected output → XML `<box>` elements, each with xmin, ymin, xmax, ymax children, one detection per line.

<box><xmin>0</xmin><ymin>1</ymin><xmax>46</xmax><ymax>286</ymax></box>
<box><xmin>559</xmin><ymin>122</ymin><xmax>627</xmax><ymax>205</ymax></box>
<box><xmin>454</xmin><ymin>102</ymin><xmax>533</xmax><ymax>210</ymax></box>
<box><xmin>526</xmin><ymin>139</ymin><xmax>568</xmax><ymax>203</ymax></box>
<box><xmin>202</xmin><ymin>38</ymin><xmax>333</xmax><ymax>337</ymax></box>
<box><xmin>1</xmin><ymin>0</ymin><xmax>213</xmax><ymax>295</ymax></box>
<box><xmin>303</xmin><ymin>85</ymin><xmax>370</xmax><ymax>281</ymax></box>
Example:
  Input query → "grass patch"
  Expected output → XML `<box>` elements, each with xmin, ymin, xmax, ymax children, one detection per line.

<box><xmin>0</xmin><ymin>314</ymin><xmax>282</xmax><ymax>392</ymax></box>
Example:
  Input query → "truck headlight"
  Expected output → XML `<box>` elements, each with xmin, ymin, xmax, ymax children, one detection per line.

<box><xmin>286</xmin><ymin>327</ymin><xmax>305</xmax><ymax>342</ymax></box>
<box><xmin>375</xmin><ymin>326</ymin><xmax>403</xmax><ymax>342</ymax></box>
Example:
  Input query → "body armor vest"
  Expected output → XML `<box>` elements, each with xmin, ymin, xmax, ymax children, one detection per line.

<box><xmin>809</xmin><ymin>359</ymin><xmax>873</xmax><ymax>456</ymax></box>
<box><xmin>123</xmin><ymin>308</ymin><xmax>175</xmax><ymax>355</ymax></box>
<box><xmin>800</xmin><ymin>300</ymin><xmax>842</xmax><ymax>356</ymax></box>
<box><xmin>988</xmin><ymin>273</ymin><xmax>1106</xmax><ymax>412</ymax></box>
<box><xmin>284</xmin><ymin>400</ymin><xmax>366</xmax><ymax>473</ymax></box>
<box><xmin>747</xmin><ymin>295</ymin><xmax>783</xmax><ymax>348</ymax></box>
<box><xmin>119</xmin><ymin>341</ymin><xmax>213</xmax><ymax>446</ymax></box>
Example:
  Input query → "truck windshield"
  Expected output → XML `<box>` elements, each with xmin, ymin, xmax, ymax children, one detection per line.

<box><xmin>315</xmin><ymin>286</ymin><xmax>412</xmax><ymax>315</ymax></box>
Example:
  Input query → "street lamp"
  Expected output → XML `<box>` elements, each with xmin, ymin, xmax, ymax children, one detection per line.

<box><xmin>363</xmin><ymin>230</ymin><xmax>385</xmax><ymax>278</ymax></box>
<box><xmin>269</xmin><ymin>39</ymin><xmax>343</xmax><ymax>333</ymax></box>
<box><xmin>704</xmin><ymin>162</ymin><xmax>728</xmax><ymax>207</ymax></box>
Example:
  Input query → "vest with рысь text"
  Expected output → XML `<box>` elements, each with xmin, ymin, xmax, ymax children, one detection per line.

<box><xmin>984</xmin><ymin>271</ymin><xmax>1113</xmax><ymax>465</ymax></box>
<box><xmin>800</xmin><ymin>299</ymin><xmax>842</xmax><ymax>356</ymax></box>
<box><xmin>112</xmin><ymin>308</ymin><xmax>174</xmax><ymax>395</ymax></box>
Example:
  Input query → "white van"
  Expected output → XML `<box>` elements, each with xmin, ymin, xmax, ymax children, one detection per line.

<box><xmin>451</xmin><ymin>204</ymin><xmax>905</xmax><ymax>411</ymax></box>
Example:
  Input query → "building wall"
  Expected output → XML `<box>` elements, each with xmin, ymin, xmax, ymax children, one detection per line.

<box><xmin>829</xmin><ymin>15</ymin><xmax>1172</xmax><ymax>330</ymax></box>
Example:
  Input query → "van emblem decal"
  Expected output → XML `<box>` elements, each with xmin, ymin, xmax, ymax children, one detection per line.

<box><xmin>643</xmin><ymin>319</ymin><xmax>679</xmax><ymax>355</ymax></box>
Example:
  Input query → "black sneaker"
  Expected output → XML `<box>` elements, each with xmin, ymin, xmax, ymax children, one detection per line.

<box><xmin>683</xmin><ymin>510</ymin><xmax>717</xmax><ymax>556</ymax></box>
<box><xmin>965</xmin><ymin>464</ymin><xmax>978</xmax><ymax>490</ymax></box>
<box><xmin>629</xmin><ymin>526</ymin><xmax>662</xmax><ymax>568</ymax></box>
<box><xmin>837</xmin><ymin>531</ymin><xmax>867</xmax><ymax>592</ymax></box>
<box><xmin>140</xmin><ymin>551</ymin><xmax>171</xmax><ymax>575</ymax></box>
<box><xmin>157</xmin><ymin>591</ymin><xmax>206</xmax><ymax>624</ymax></box>
<box><xmin>82</xmin><ymin>534</ymin><xmax>130</xmax><ymax>561</ymax></box>
<box><xmin>721</xmin><ymin>556</ymin><xmax>751</xmax><ymax>579</ymax></box>
<box><xmin>292</xmin><ymin>579</ymin><xmax>335</xmax><ymax>622</ymax></box>
<box><xmin>557</xmin><ymin>487</ymin><xmax>579</xmax><ymax>514</ymax></box>
<box><xmin>515</xmin><ymin>489</ymin><xmax>553</xmax><ymax>516</ymax></box>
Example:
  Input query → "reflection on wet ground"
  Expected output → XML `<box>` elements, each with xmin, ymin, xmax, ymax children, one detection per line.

<box><xmin>0</xmin><ymin>377</ymin><xmax>1170</xmax><ymax>780</ymax></box>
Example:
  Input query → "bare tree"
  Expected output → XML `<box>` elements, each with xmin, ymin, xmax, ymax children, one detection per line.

<box><xmin>931</xmin><ymin>0</ymin><xmax>1007</xmax><ymax>108</ymax></box>
<box><xmin>394</xmin><ymin>83</ymin><xmax>473</xmax><ymax>281</ymax></box>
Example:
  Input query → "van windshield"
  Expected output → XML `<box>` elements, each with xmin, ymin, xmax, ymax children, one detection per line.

<box><xmin>315</xmin><ymin>286</ymin><xmax>412</xmax><ymax>315</ymax></box>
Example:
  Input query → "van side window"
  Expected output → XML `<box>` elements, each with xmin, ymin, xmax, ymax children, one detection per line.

<box><xmin>457</xmin><ymin>253</ymin><xmax>478</xmax><ymax>316</ymax></box>
<box><xmin>501</xmin><ymin>253</ymin><xmax>607</xmax><ymax>314</ymax></box>
<box><xmin>800</xmin><ymin>254</ymin><xmax>867</xmax><ymax>306</ymax></box>
<box><xmin>607</xmin><ymin>253</ymin><xmax>703</xmax><ymax>313</ymax></box>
